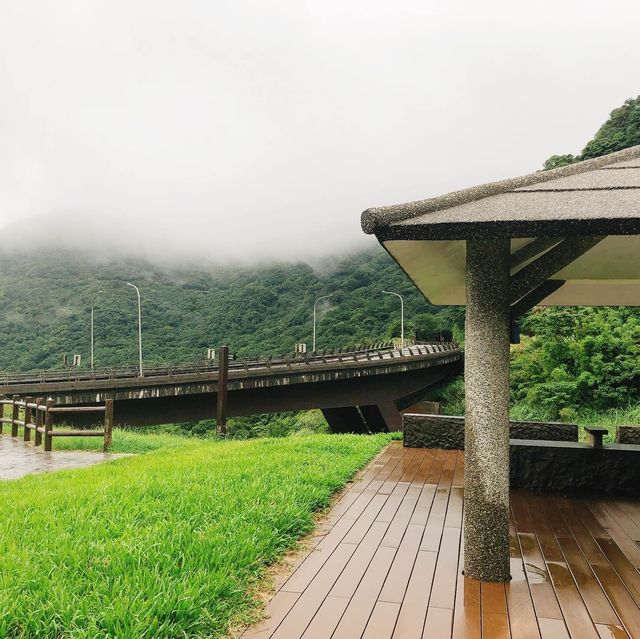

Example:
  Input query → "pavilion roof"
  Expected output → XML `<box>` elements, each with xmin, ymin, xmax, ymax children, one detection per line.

<box><xmin>361</xmin><ymin>146</ymin><xmax>640</xmax><ymax>306</ymax></box>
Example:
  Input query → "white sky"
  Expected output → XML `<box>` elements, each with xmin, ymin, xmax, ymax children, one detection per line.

<box><xmin>1</xmin><ymin>0</ymin><xmax>639</xmax><ymax>262</ymax></box>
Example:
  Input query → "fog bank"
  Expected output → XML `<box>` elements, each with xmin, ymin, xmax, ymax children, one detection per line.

<box><xmin>1</xmin><ymin>0</ymin><xmax>639</xmax><ymax>263</ymax></box>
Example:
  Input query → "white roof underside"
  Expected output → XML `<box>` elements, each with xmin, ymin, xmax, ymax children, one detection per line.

<box><xmin>384</xmin><ymin>235</ymin><xmax>640</xmax><ymax>305</ymax></box>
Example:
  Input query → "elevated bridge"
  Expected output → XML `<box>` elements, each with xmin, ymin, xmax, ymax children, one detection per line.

<box><xmin>0</xmin><ymin>344</ymin><xmax>461</xmax><ymax>433</ymax></box>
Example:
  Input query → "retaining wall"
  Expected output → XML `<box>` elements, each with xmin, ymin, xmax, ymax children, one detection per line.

<box><xmin>403</xmin><ymin>413</ymin><xmax>578</xmax><ymax>449</ymax></box>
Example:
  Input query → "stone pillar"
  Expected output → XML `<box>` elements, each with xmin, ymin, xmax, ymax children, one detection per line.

<box><xmin>463</xmin><ymin>237</ymin><xmax>511</xmax><ymax>582</ymax></box>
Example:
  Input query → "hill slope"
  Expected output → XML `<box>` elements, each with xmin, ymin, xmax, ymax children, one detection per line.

<box><xmin>0</xmin><ymin>246</ymin><xmax>457</xmax><ymax>372</ymax></box>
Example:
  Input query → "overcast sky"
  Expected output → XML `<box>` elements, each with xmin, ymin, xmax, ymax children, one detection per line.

<box><xmin>1</xmin><ymin>0</ymin><xmax>639</xmax><ymax>263</ymax></box>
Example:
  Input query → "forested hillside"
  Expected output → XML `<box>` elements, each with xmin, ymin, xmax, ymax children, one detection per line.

<box><xmin>0</xmin><ymin>246</ymin><xmax>460</xmax><ymax>371</ymax></box>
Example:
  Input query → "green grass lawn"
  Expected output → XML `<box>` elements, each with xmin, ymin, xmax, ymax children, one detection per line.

<box><xmin>56</xmin><ymin>427</ymin><xmax>198</xmax><ymax>454</ymax></box>
<box><xmin>0</xmin><ymin>433</ymin><xmax>391</xmax><ymax>638</ymax></box>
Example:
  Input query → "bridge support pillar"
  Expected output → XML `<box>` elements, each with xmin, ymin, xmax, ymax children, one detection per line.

<box><xmin>375</xmin><ymin>401</ymin><xmax>403</xmax><ymax>432</ymax></box>
<box><xmin>321</xmin><ymin>407</ymin><xmax>368</xmax><ymax>434</ymax></box>
<box><xmin>358</xmin><ymin>405</ymin><xmax>388</xmax><ymax>433</ymax></box>
<box><xmin>358</xmin><ymin>402</ymin><xmax>402</xmax><ymax>432</ymax></box>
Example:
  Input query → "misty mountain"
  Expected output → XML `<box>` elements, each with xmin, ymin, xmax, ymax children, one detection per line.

<box><xmin>0</xmin><ymin>246</ymin><xmax>454</xmax><ymax>372</ymax></box>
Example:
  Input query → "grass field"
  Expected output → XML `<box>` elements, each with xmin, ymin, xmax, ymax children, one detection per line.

<box><xmin>0</xmin><ymin>433</ymin><xmax>391</xmax><ymax>638</ymax></box>
<box><xmin>53</xmin><ymin>427</ymin><xmax>198</xmax><ymax>454</ymax></box>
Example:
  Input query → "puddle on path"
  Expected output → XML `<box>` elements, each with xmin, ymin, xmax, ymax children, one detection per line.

<box><xmin>0</xmin><ymin>434</ymin><xmax>120</xmax><ymax>480</ymax></box>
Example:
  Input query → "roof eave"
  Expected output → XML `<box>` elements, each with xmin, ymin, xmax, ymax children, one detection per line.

<box><xmin>374</xmin><ymin>217</ymin><xmax>640</xmax><ymax>243</ymax></box>
<box><xmin>362</xmin><ymin>145</ymin><xmax>640</xmax><ymax>237</ymax></box>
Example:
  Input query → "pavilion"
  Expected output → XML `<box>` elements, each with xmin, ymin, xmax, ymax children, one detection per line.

<box><xmin>361</xmin><ymin>145</ymin><xmax>640</xmax><ymax>582</ymax></box>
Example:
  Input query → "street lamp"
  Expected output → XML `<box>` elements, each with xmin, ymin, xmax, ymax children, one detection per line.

<box><xmin>90</xmin><ymin>290</ymin><xmax>103</xmax><ymax>370</ymax></box>
<box><xmin>383</xmin><ymin>290</ymin><xmax>404</xmax><ymax>348</ymax></box>
<box><xmin>313</xmin><ymin>293</ymin><xmax>334</xmax><ymax>352</ymax></box>
<box><xmin>126</xmin><ymin>282</ymin><xmax>143</xmax><ymax>377</ymax></box>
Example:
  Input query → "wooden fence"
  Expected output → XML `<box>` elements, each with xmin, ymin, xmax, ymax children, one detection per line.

<box><xmin>0</xmin><ymin>396</ymin><xmax>114</xmax><ymax>452</ymax></box>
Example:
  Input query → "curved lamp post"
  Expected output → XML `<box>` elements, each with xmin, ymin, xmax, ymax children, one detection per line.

<box><xmin>312</xmin><ymin>293</ymin><xmax>334</xmax><ymax>352</ymax></box>
<box><xmin>90</xmin><ymin>290</ymin><xmax>103</xmax><ymax>370</ymax></box>
<box><xmin>126</xmin><ymin>282</ymin><xmax>143</xmax><ymax>377</ymax></box>
<box><xmin>382</xmin><ymin>290</ymin><xmax>404</xmax><ymax>348</ymax></box>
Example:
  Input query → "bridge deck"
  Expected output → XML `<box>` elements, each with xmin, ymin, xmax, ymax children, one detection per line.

<box><xmin>243</xmin><ymin>442</ymin><xmax>640</xmax><ymax>639</ymax></box>
<box><xmin>0</xmin><ymin>344</ymin><xmax>460</xmax><ymax>393</ymax></box>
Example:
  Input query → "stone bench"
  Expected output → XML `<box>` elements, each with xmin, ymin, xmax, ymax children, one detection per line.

<box><xmin>585</xmin><ymin>426</ymin><xmax>608</xmax><ymax>448</ymax></box>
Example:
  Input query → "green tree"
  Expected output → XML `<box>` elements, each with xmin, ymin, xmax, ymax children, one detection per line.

<box><xmin>543</xmin><ymin>154</ymin><xmax>577</xmax><ymax>170</ymax></box>
<box><xmin>581</xmin><ymin>96</ymin><xmax>640</xmax><ymax>159</ymax></box>
<box><xmin>543</xmin><ymin>95</ymin><xmax>640</xmax><ymax>168</ymax></box>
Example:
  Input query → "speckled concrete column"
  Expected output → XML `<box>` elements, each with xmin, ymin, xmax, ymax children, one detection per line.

<box><xmin>463</xmin><ymin>237</ymin><xmax>511</xmax><ymax>582</ymax></box>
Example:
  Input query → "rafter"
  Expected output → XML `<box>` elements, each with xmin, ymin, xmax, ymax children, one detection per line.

<box><xmin>510</xmin><ymin>236</ymin><xmax>605</xmax><ymax>304</ymax></box>
<box><xmin>510</xmin><ymin>279</ymin><xmax>566</xmax><ymax>320</ymax></box>
<box><xmin>510</xmin><ymin>237</ymin><xmax>563</xmax><ymax>270</ymax></box>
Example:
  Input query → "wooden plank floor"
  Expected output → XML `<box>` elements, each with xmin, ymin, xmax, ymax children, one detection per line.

<box><xmin>242</xmin><ymin>443</ymin><xmax>640</xmax><ymax>639</ymax></box>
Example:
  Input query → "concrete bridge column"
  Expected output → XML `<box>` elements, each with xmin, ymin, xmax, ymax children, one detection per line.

<box><xmin>463</xmin><ymin>237</ymin><xmax>511</xmax><ymax>583</ymax></box>
<box><xmin>375</xmin><ymin>401</ymin><xmax>403</xmax><ymax>432</ymax></box>
<box><xmin>358</xmin><ymin>405</ymin><xmax>388</xmax><ymax>433</ymax></box>
<box><xmin>321</xmin><ymin>407</ymin><xmax>368</xmax><ymax>434</ymax></box>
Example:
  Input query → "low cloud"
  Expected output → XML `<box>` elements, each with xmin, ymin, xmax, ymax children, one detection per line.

<box><xmin>1</xmin><ymin>0</ymin><xmax>639</xmax><ymax>263</ymax></box>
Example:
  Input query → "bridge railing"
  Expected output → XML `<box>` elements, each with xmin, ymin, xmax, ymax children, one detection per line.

<box><xmin>0</xmin><ymin>395</ymin><xmax>114</xmax><ymax>452</ymax></box>
<box><xmin>0</xmin><ymin>342</ymin><xmax>460</xmax><ymax>386</ymax></box>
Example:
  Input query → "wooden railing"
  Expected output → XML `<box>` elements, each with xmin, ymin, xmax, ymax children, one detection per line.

<box><xmin>0</xmin><ymin>396</ymin><xmax>114</xmax><ymax>452</ymax></box>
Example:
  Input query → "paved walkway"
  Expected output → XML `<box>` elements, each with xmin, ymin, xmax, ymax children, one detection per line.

<box><xmin>243</xmin><ymin>442</ymin><xmax>640</xmax><ymax>639</ymax></box>
<box><xmin>0</xmin><ymin>434</ymin><xmax>118</xmax><ymax>480</ymax></box>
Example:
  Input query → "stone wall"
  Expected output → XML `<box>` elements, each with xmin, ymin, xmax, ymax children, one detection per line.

<box><xmin>403</xmin><ymin>413</ymin><xmax>578</xmax><ymax>449</ymax></box>
<box><xmin>617</xmin><ymin>425</ymin><xmax>640</xmax><ymax>445</ymax></box>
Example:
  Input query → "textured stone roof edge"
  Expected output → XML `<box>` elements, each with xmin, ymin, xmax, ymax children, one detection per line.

<box><xmin>361</xmin><ymin>145</ymin><xmax>640</xmax><ymax>234</ymax></box>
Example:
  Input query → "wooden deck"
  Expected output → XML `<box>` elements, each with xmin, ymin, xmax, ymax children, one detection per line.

<box><xmin>242</xmin><ymin>442</ymin><xmax>640</xmax><ymax>639</ymax></box>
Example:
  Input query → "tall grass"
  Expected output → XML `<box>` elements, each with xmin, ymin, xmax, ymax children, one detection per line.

<box><xmin>0</xmin><ymin>434</ymin><xmax>390</xmax><ymax>638</ymax></box>
<box><xmin>55</xmin><ymin>427</ymin><xmax>198</xmax><ymax>454</ymax></box>
<box><xmin>3</xmin><ymin>426</ymin><xmax>196</xmax><ymax>454</ymax></box>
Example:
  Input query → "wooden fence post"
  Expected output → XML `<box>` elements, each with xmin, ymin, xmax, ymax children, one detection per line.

<box><xmin>34</xmin><ymin>397</ymin><xmax>44</xmax><ymax>447</ymax></box>
<box><xmin>11</xmin><ymin>395</ymin><xmax>19</xmax><ymax>437</ymax></box>
<box><xmin>103</xmin><ymin>399</ymin><xmax>114</xmax><ymax>452</ymax></box>
<box><xmin>44</xmin><ymin>399</ymin><xmax>54</xmax><ymax>451</ymax></box>
<box><xmin>23</xmin><ymin>396</ymin><xmax>32</xmax><ymax>442</ymax></box>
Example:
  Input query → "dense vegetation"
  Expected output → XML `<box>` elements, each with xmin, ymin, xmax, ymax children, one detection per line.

<box><xmin>0</xmin><ymin>246</ymin><xmax>458</xmax><ymax>372</ymax></box>
<box><xmin>522</xmin><ymin>96</ymin><xmax>640</xmax><ymax>421</ymax></box>
<box><xmin>513</xmin><ymin>308</ymin><xmax>639</xmax><ymax>418</ymax></box>
<box><xmin>432</xmin><ymin>305</ymin><xmax>639</xmax><ymax>426</ymax></box>
<box><xmin>543</xmin><ymin>95</ymin><xmax>640</xmax><ymax>168</ymax></box>
<box><xmin>0</xmin><ymin>434</ymin><xmax>390</xmax><ymax>638</ymax></box>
